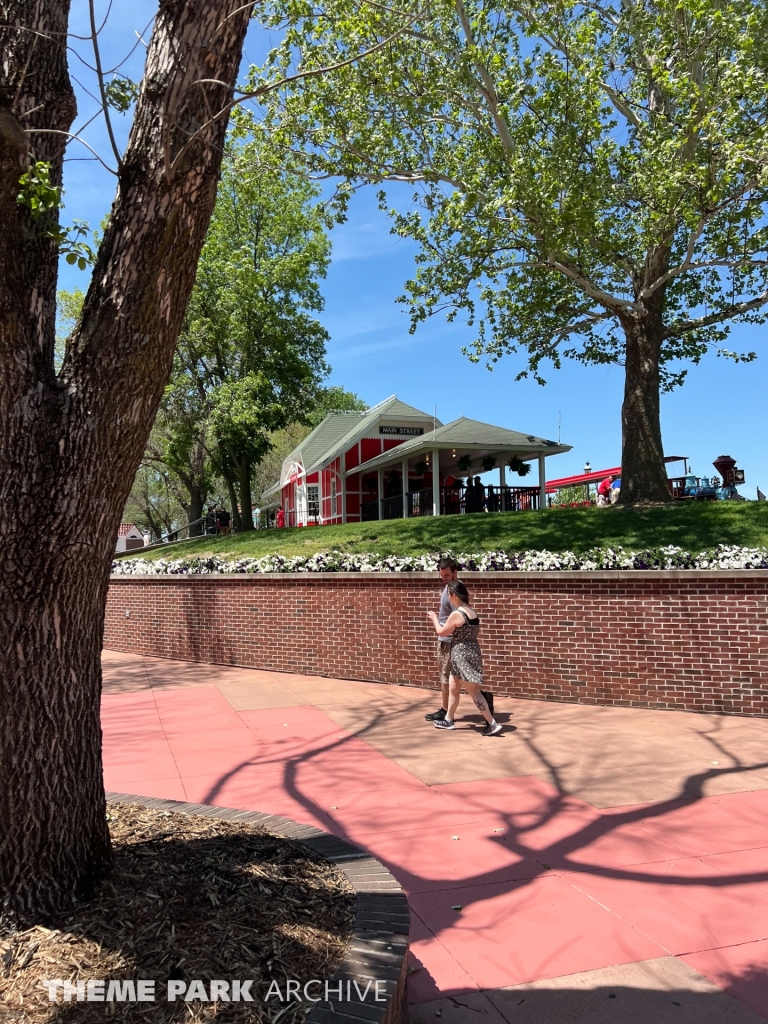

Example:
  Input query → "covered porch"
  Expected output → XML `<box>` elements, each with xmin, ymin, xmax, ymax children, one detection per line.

<box><xmin>353</xmin><ymin>417</ymin><xmax>570</xmax><ymax>520</ymax></box>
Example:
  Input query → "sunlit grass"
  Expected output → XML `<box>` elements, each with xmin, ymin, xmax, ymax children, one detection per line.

<box><xmin>119</xmin><ymin>502</ymin><xmax>768</xmax><ymax>562</ymax></box>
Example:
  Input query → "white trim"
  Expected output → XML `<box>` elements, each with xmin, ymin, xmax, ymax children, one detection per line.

<box><xmin>364</xmin><ymin>394</ymin><xmax>397</xmax><ymax>414</ymax></box>
<box><xmin>432</xmin><ymin>448</ymin><xmax>440</xmax><ymax>516</ymax></box>
<box><xmin>538</xmin><ymin>454</ymin><xmax>546</xmax><ymax>510</ymax></box>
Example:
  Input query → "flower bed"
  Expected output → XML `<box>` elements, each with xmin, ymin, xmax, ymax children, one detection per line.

<box><xmin>112</xmin><ymin>543</ymin><xmax>768</xmax><ymax>576</ymax></box>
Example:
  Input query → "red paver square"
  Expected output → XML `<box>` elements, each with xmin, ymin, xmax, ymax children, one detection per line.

<box><xmin>103</xmin><ymin>748</ymin><xmax>180</xmax><ymax>786</ymax></box>
<box><xmin>546</xmin><ymin>816</ymin><xmax>687</xmax><ymax>870</ymax></box>
<box><xmin>683</xmin><ymin>939</ymin><xmax>768</xmax><ymax>1020</ymax></box>
<box><xmin>407</xmin><ymin>910</ymin><xmax>479</xmax><ymax>1002</ymax></box>
<box><xmin>409</xmin><ymin>875</ymin><xmax>666</xmax><ymax>990</ymax></box>
<box><xmin>433</xmin><ymin>776</ymin><xmax>601</xmax><ymax>859</ymax></box>
<box><xmin>696</xmin><ymin>846</ymin><xmax>768</xmax><ymax>880</ymax></box>
<box><xmin>563</xmin><ymin>853</ymin><xmax>768</xmax><ymax>955</ymax></box>
<box><xmin>291</xmin><ymin>751</ymin><xmax>425</xmax><ymax>799</ymax></box>
<box><xmin>345</xmin><ymin>823</ymin><xmax>544</xmax><ymax>895</ymax></box>
<box><xmin>102</xmin><ymin>731</ymin><xmax>167</xmax><ymax>750</ymax></box>
<box><xmin>181</xmin><ymin>766</ymin><xmax>334</xmax><ymax>831</ymax></box>
<box><xmin>101</xmin><ymin>691</ymin><xmax>157</xmax><ymax>713</ymax></box>
<box><xmin>322</xmin><ymin>787</ymin><xmax>481</xmax><ymax>839</ymax></box>
<box><xmin>153</xmin><ymin>686</ymin><xmax>245</xmax><ymax>727</ymax></box>
<box><xmin>168</xmin><ymin>741</ymin><xmax>270</xmax><ymax>778</ymax></box>
<box><xmin>630</xmin><ymin>791</ymin><xmax>768</xmax><ymax>859</ymax></box>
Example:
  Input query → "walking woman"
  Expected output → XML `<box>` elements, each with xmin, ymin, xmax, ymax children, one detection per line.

<box><xmin>426</xmin><ymin>580</ymin><xmax>502</xmax><ymax>736</ymax></box>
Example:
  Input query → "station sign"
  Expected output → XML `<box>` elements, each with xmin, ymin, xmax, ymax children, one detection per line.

<box><xmin>379</xmin><ymin>426</ymin><xmax>425</xmax><ymax>436</ymax></box>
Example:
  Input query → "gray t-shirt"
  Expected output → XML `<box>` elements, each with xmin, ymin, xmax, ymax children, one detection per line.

<box><xmin>438</xmin><ymin>585</ymin><xmax>452</xmax><ymax>643</ymax></box>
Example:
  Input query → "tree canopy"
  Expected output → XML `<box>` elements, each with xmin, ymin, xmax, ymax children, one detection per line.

<box><xmin>245</xmin><ymin>0</ymin><xmax>768</xmax><ymax>501</ymax></box>
<box><xmin>164</xmin><ymin>141</ymin><xmax>333</xmax><ymax>530</ymax></box>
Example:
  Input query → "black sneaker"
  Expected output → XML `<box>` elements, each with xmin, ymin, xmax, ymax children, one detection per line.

<box><xmin>434</xmin><ymin>718</ymin><xmax>456</xmax><ymax>730</ymax></box>
<box><xmin>480</xmin><ymin>721</ymin><xmax>502</xmax><ymax>737</ymax></box>
<box><xmin>425</xmin><ymin>708</ymin><xmax>447</xmax><ymax>721</ymax></box>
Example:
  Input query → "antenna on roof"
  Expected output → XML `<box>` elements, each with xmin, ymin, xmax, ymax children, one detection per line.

<box><xmin>433</xmin><ymin>405</ymin><xmax>437</xmax><ymax>437</ymax></box>
<box><xmin>558</xmin><ymin>411</ymin><xmax>561</xmax><ymax>444</ymax></box>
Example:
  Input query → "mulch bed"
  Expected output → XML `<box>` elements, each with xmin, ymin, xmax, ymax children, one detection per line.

<box><xmin>1</xmin><ymin>803</ymin><xmax>355</xmax><ymax>1022</ymax></box>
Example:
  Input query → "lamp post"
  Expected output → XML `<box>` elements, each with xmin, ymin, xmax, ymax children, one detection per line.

<box><xmin>583</xmin><ymin>461</ymin><xmax>591</xmax><ymax>503</ymax></box>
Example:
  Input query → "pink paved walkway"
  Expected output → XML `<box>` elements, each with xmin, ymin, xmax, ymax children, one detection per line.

<box><xmin>102</xmin><ymin>650</ymin><xmax>768</xmax><ymax>1023</ymax></box>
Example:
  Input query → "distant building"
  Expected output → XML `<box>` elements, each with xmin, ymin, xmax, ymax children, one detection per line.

<box><xmin>261</xmin><ymin>394</ymin><xmax>570</xmax><ymax>526</ymax></box>
<box><xmin>115</xmin><ymin>523</ymin><xmax>145</xmax><ymax>553</ymax></box>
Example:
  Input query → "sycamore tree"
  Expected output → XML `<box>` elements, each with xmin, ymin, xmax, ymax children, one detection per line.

<box><xmin>246</xmin><ymin>0</ymin><xmax>768</xmax><ymax>502</ymax></box>
<box><xmin>166</xmin><ymin>142</ymin><xmax>333</xmax><ymax>532</ymax></box>
<box><xmin>0</xmin><ymin>2</ymin><xmax>252</xmax><ymax>923</ymax></box>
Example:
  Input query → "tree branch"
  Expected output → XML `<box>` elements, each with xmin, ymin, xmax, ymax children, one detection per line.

<box><xmin>640</xmin><ymin>177</ymin><xmax>763</xmax><ymax>298</ymax></box>
<box><xmin>599</xmin><ymin>80</ymin><xmax>642</xmax><ymax>128</ymax></box>
<box><xmin>546</xmin><ymin>257</ymin><xmax>636</xmax><ymax>311</ymax></box>
<box><xmin>455</xmin><ymin>0</ymin><xmax>515</xmax><ymax>155</ymax></box>
<box><xmin>664</xmin><ymin>290</ymin><xmax>768</xmax><ymax>338</ymax></box>
<box><xmin>168</xmin><ymin>8</ymin><xmax>428</xmax><ymax>179</ymax></box>
<box><xmin>88</xmin><ymin>0</ymin><xmax>122</xmax><ymax>168</ymax></box>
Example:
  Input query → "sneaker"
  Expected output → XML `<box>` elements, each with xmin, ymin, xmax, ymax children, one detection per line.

<box><xmin>434</xmin><ymin>718</ymin><xmax>455</xmax><ymax>730</ymax></box>
<box><xmin>425</xmin><ymin>707</ymin><xmax>447</xmax><ymax>722</ymax></box>
<box><xmin>480</xmin><ymin>721</ymin><xmax>502</xmax><ymax>737</ymax></box>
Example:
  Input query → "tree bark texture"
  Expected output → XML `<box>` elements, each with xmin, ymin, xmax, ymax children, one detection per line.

<box><xmin>222</xmin><ymin>470</ymin><xmax>242</xmax><ymax>532</ymax></box>
<box><xmin>238</xmin><ymin>458</ymin><xmax>254</xmax><ymax>531</ymax></box>
<box><xmin>617</xmin><ymin>313</ymin><xmax>672</xmax><ymax>504</ymax></box>
<box><xmin>0</xmin><ymin>0</ymin><xmax>251</xmax><ymax>924</ymax></box>
<box><xmin>188</xmin><ymin>483</ymin><xmax>206</xmax><ymax>536</ymax></box>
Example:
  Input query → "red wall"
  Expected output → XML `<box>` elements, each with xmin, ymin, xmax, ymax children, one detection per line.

<box><xmin>105</xmin><ymin>571</ymin><xmax>768</xmax><ymax>717</ymax></box>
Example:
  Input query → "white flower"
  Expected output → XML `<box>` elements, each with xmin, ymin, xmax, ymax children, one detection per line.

<box><xmin>111</xmin><ymin>542</ymin><xmax>768</xmax><ymax>576</ymax></box>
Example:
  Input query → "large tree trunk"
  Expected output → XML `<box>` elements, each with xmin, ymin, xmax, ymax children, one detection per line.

<box><xmin>221</xmin><ymin>468</ymin><xmax>241</xmax><ymax>532</ymax></box>
<box><xmin>188</xmin><ymin>482</ymin><xmax>206</xmax><ymax>536</ymax></box>
<box><xmin>238</xmin><ymin>458</ymin><xmax>254</xmax><ymax>531</ymax></box>
<box><xmin>0</xmin><ymin>0</ymin><xmax>250</xmax><ymax>925</ymax></box>
<box><xmin>617</xmin><ymin>313</ymin><xmax>672</xmax><ymax>504</ymax></box>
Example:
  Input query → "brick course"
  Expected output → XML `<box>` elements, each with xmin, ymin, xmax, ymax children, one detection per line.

<box><xmin>105</xmin><ymin>570</ymin><xmax>768</xmax><ymax>717</ymax></box>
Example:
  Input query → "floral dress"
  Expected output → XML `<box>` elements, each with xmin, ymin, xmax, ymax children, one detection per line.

<box><xmin>450</xmin><ymin>608</ymin><xmax>484</xmax><ymax>684</ymax></box>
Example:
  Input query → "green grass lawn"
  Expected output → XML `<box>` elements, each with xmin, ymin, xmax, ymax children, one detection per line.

<box><xmin>121</xmin><ymin>502</ymin><xmax>768</xmax><ymax>562</ymax></box>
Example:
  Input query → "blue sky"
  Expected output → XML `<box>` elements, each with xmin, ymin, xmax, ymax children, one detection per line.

<box><xmin>58</xmin><ymin>6</ymin><xmax>767</xmax><ymax>495</ymax></box>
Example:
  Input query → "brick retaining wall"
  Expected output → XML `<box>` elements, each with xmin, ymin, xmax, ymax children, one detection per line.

<box><xmin>105</xmin><ymin>571</ymin><xmax>768</xmax><ymax>716</ymax></box>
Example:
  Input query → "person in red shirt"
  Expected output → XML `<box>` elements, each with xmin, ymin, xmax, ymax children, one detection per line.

<box><xmin>276</xmin><ymin>507</ymin><xmax>285</xmax><ymax>528</ymax></box>
<box><xmin>597</xmin><ymin>475</ymin><xmax>616</xmax><ymax>506</ymax></box>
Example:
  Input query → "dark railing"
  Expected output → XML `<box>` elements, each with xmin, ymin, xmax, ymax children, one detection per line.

<box><xmin>354</xmin><ymin>483</ymin><xmax>542</xmax><ymax>524</ymax></box>
<box><xmin>381</xmin><ymin>494</ymin><xmax>404</xmax><ymax>520</ymax></box>
<box><xmin>407</xmin><ymin>487</ymin><xmax>434</xmax><ymax>517</ymax></box>
<box><xmin>444</xmin><ymin>484</ymin><xmax>540</xmax><ymax>514</ymax></box>
<box><xmin>361</xmin><ymin>499</ymin><xmax>379</xmax><ymax>522</ymax></box>
<box><xmin>495</xmin><ymin>486</ymin><xmax>540</xmax><ymax>512</ymax></box>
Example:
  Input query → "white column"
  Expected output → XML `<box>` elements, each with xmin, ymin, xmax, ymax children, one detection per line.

<box><xmin>341</xmin><ymin>471</ymin><xmax>347</xmax><ymax>524</ymax></box>
<box><xmin>432</xmin><ymin>448</ymin><xmax>441</xmax><ymax>516</ymax></box>
<box><xmin>377</xmin><ymin>468</ymin><xmax>384</xmax><ymax>520</ymax></box>
<box><xmin>402</xmin><ymin>458</ymin><xmax>409</xmax><ymax>518</ymax></box>
<box><xmin>538</xmin><ymin>453</ymin><xmax>546</xmax><ymax>510</ymax></box>
<box><xmin>499</xmin><ymin>464</ymin><xmax>506</xmax><ymax>487</ymax></box>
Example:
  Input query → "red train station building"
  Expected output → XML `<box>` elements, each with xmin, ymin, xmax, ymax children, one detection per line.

<box><xmin>262</xmin><ymin>395</ymin><xmax>571</xmax><ymax>526</ymax></box>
